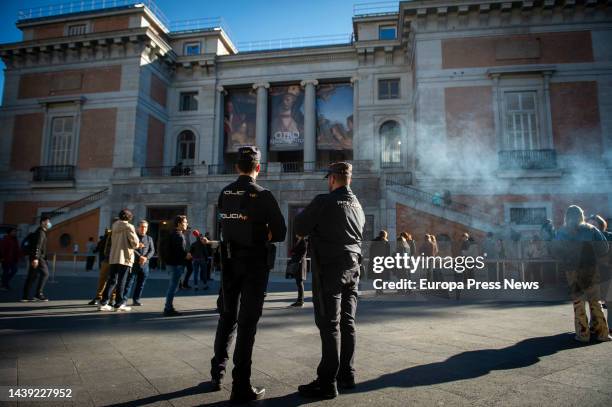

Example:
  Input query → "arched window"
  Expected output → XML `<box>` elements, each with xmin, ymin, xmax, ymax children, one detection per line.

<box><xmin>380</xmin><ymin>120</ymin><xmax>401</xmax><ymax>167</ymax></box>
<box><xmin>176</xmin><ymin>130</ymin><xmax>195</xmax><ymax>165</ymax></box>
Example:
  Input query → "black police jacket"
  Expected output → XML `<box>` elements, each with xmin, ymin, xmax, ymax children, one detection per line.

<box><xmin>218</xmin><ymin>175</ymin><xmax>286</xmax><ymax>253</ymax></box>
<box><xmin>294</xmin><ymin>185</ymin><xmax>365</xmax><ymax>264</ymax></box>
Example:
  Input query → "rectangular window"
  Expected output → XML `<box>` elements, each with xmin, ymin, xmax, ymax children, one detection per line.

<box><xmin>379</xmin><ymin>25</ymin><xmax>397</xmax><ymax>40</ymax></box>
<box><xmin>179</xmin><ymin>91</ymin><xmax>198</xmax><ymax>111</ymax></box>
<box><xmin>509</xmin><ymin>207</ymin><xmax>547</xmax><ymax>226</ymax></box>
<box><xmin>378</xmin><ymin>79</ymin><xmax>400</xmax><ymax>100</ymax></box>
<box><xmin>67</xmin><ymin>24</ymin><xmax>87</xmax><ymax>36</ymax></box>
<box><xmin>184</xmin><ymin>42</ymin><xmax>201</xmax><ymax>56</ymax></box>
<box><xmin>48</xmin><ymin>116</ymin><xmax>75</xmax><ymax>166</ymax></box>
<box><xmin>503</xmin><ymin>91</ymin><xmax>540</xmax><ymax>150</ymax></box>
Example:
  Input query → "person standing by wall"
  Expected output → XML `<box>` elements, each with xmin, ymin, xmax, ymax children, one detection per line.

<box><xmin>0</xmin><ymin>228</ymin><xmax>21</xmax><ymax>291</ymax></box>
<box><xmin>190</xmin><ymin>232</ymin><xmax>211</xmax><ymax>290</ymax></box>
<box><xmin>289</xmin><ymin>235</ymin><xmax>308</xmax><ymax>307</ymax></box>
<box><xmin>85</xmin><ymin>237</ymin><xmax>96</xmax><ymax>271</ymax></box>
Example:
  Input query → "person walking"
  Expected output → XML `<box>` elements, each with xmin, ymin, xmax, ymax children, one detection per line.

<box><xmin>123</xmin><ymin>219</ymin><xmax>155</xmax><ymax>306</ymax></box>
<box><xmin>98</xmin><ymin>209</ymin><xmax>142</xmax><ymax>312</ymax></box>
<box><xmin>295</xmin><ymin>162</ymin><xmax>365</xmax><ymax>399</ymax></box>
<box><xmin>21</xmin><ymin>216</ymin><xmax>52</xmax><ymax>302</ymax></box>
<box><xmin>210</xmin><ymin>146</ymin><xmax>286</xmax><ymax>403</ymax></box>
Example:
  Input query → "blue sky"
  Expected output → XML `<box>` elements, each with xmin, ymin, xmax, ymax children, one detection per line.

<box><xmin>0</xmin><ymin>0</ymin><xmax>378</xmax><ymax>99</ymax></box>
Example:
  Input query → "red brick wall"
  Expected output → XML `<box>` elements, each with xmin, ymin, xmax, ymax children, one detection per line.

<box><xmin>46</xmin><ymin>209</ymin><xmax>100</xmax><ymax>255</ymax></box>
<box><xmin>10</xmin><ymin>113</ymin><xmax>44</xmax><ymax>171</ymax></box>
<box><xmin>92</xmin><ymin>15</ymin><xmax>131</xmax><ymax>33</ymax></box>
<box><xmin>442</xmin><ymin>31</ymin><xmax>593</xmax><ymax>69</ymax></box>
<box><xmin>146</xmin><ymin>115</ymin><xmax>165</xmax><ymax>167</ymax></box>
<box><xmin>445</xmin><ymin>86</ymin><xmax>496</xmax><ymax>154</ymax></box>
<box><xmin>550</xmin><ymin>81</ymin><xmax>602</xmax><ymax>156</ymax></box>
<box><xmin>32</xmin><ymin>23</ymin><xmax>64</xmax><ymax>40</ymax></box>
<box><xmin>78</xmin><ymin>108</ymin><xmax>117</xmax><ymax>169</ymax></box>
<box><xmin>3</xmin><ymin>201</ymin><xmax>69</xmax><ymax>224</ymax></box>
<box><xmin>396</xmin><ymin>203</ymin><xmax>487</xmax><ymax>254</ymax></box>
<box><xmin>150</xmin><ymin>74</ymin><xmax>167</xmax><ymax>108</ymax></box>
<box><xmin>18</xmin><ymin>66</ymin><xmax>121</xmax><ymax>99</ymax></box>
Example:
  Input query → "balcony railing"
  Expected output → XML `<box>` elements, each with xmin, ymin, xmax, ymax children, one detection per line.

<box><xmin>141</xmin><ymin>166</ymin><xmax>195</xmax><ymax>177</ymax></box>
<box><xmin>31</xmin><ymin>165</ymin><xmax>75</xmax><ymax>182</ymax></box>
<box><xmin>236</xmin><ymin>33</ymin><xmax>353</xmax><ymax>52</ymax></box>
<box><xmin>353</xmin><ymin>1</ymin><xmax>399</xmax><ymax>17</ymax></box>
<box><xmin>498</xmin><ymin>149</ymin><xmax>557</xmax><ymax>170</ymax></box>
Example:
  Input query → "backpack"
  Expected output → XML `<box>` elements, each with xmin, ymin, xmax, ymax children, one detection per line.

<box><xmin>21</xmin><ymin>232</ymin><xmax>36</xmax><ymax>255</ymax></box>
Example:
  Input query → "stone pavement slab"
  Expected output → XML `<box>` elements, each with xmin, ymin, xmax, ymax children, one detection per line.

<box><xmin>0</xmin><ymin>274</ymin><xmax>611</xmax><ymax>406</ymax></box>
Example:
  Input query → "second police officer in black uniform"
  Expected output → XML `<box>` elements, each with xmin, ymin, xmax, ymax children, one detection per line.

<box><xmin>210</xmin><ymin>146</ymin><xmax>287</xmax><ymax>403</ymax></box>
<box><xmin>294</xmin><ymin>162</ymin><xmax>365</xmax><ymax>399</ymax></box>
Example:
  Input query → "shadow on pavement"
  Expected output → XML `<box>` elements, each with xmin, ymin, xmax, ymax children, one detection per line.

<box><xmin>104</xmin><ymin>333</ymin><xmax>592</xmax><ymax>406</ymax></box>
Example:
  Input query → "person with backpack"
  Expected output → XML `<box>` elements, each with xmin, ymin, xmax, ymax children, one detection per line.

<box><xmin>1</xmin><ymin>227</ymin><xmax>21</xmax><ymax>291</ymax></box>
<box><xmin>21</xmin><ymin>216</ymin><xmax>52</xmax><ymax>302</ymax></box>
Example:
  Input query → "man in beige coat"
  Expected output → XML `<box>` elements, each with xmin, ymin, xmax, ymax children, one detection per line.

<box><xmin>99</xmin><ymin>209</ymin><xmax>143</xmax><ymax>312</ymax></box>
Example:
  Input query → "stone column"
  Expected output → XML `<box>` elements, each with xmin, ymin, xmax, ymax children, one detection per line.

<box><xmin>253</xmin><ymin>82</ymin><xmax>270</xmax><ymax>163</ymax></box>
<box><xmin>213</xmin><ymin>85</ymin><xmax>225</xmax><ymax>166</ymax></box>
<box><xmin>350</xmin><ymin>76</ymin><xmax>359</xmax><ymax>161</ymax></box>
<box><xmin>301</xmin><ymin>79</ymin><xmax>318</xmax><ymax>171</ymax></box>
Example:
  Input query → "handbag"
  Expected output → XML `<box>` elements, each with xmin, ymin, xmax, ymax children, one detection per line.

<box><xmin>285</xmin><ymin>261</ymin><xmax>299</xmax><ymax>279</ymax></box>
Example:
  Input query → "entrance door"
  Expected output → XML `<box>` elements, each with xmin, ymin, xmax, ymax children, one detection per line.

<box><xmin>146</xmin><ymin>206</ymin><xmax>188</xmax><ymax>269</ymax></box>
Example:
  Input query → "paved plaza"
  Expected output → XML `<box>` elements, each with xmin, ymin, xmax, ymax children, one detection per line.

<box><xmin>1</xmin><ymin>269</ymin><xmax>611</xmax><ymax>406</ymax></box>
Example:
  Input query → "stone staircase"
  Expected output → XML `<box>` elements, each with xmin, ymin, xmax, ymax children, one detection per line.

<box><xmin>29</xmin><ymin>188</ymin><xmax>109</xmax><ymax>231</ymax></box>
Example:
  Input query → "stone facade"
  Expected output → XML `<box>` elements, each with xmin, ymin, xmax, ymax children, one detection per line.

<box><xmin>1</xmin><ymin>0</ymin><xmax>611</xmax><ymax>261</ymax></box>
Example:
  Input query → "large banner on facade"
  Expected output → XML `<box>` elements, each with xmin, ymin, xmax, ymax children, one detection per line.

<box><xmin>224</xmin><ymin>89</ymin><xmax>256</xmax><ymax>153</ymax></box>
<box><xmin>316</xmin><ymin>83</ymin><xmax>353</xmax><ymax>150</ymax></box>
<box><xmin>269</xmin><ymin>85</ymin><xmax>304</xmax><ymax>151</ymax></box>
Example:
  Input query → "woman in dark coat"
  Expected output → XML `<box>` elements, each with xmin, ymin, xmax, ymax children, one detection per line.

<box><xmin>290</xmin><ymin>236</ymin><xmax>308</xmax><ymax>307</ymax></box>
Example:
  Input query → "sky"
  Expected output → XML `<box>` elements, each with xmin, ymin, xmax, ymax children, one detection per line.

<box><xmin>0</xmin><ymin>0</ymin><xmax>386</xmax><ymax>99</ymax></box>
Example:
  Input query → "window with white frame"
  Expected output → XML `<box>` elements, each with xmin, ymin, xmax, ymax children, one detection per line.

<box><xmin>176</xmin><ymin>130</ymin><xmax>196</xmax><ymax>165</ymax></box>
<box><xmin>48</xmin><ymin>116</ymin><xmax>75</xmax><ymax>166</ymax></box>
<box><xmin>179</xmin><ymin>91</ymin><xmax>198</xmax><ymax>111</ymax></box>
<box><xmin>503</xmin><ymin>91</ymin><xmax>541</xmax><ymax>150</ymax></box>
<box><xmin>378</xmin><ymin>79</ymin><xmax>400</xmax><ymax>100</ymax></box>
<box><xmin>67</xmin><ymin>24</ymin><xmax>87</xmax><ymax>36</ymax></box>
<box><xmin>184</xmin><ymin>42</ymin><xmax>201</xmax><ymax>56</ymax></box>
<box><xmin>380</xmin><ymin>120</ymin><xmax>402</xmax><ymax>167</ymax></box>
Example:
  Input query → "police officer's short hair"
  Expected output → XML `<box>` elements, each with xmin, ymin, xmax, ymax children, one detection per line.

<box><xmin>325</xmin><ymin>162</ymin><xmax>352</xmax><ymax>185</ymax></box>
<box><xmin>236</xmin><ymin>146</ymin><xmax>261</xmax><ymax>174</ymax></box>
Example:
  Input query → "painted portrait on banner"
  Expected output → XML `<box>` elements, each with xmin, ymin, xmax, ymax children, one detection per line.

<box><xmin>316</xmin><ymin>83</ymin><xmax>353</xmax><ymax>151</ymax></box>
<box><xmin>224</xmin><ymin>89</ymin><xmax>256</xmax><ymax>153</ymax></box>
<box><xmin>269</xmin><ymin>85</ymin><xmax>304</xmax><ymax>151</ymax></box>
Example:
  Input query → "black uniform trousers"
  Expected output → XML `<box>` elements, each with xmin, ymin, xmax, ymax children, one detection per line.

<box><xmin>313</xmin><ymin>264</ymin><xmax>359</xmax><ymax>385</ymax></box>
<box><xmin>211</xmin><ymin>255</ymin><xmax>268</xmax><ymax>388</ymax></box>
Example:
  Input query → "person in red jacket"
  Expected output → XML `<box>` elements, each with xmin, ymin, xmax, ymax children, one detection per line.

<box><xmin>1</xmin><ymin>227</ymin><xmax>21</xmax><ymax>291</ymax></box>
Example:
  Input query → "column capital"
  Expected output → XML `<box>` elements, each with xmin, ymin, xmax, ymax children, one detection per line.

<box><xmin>350</xmin><ymin>76</ymin><xmax>359</xmax><ymax>84</ymax></box>
<box><xmin>300</xmin><ymin>79</ymin><xmax>319</xmax><ymax>87</ymax></box>
<box><xmin>252</xmin><ymin>82</ymin><xmax>270</xmax><ymax>90</ymax></box>
<box><xmin>216</xmin><ymin>85</ymin><xmax>225</xmax><ymax>93</ymax></box>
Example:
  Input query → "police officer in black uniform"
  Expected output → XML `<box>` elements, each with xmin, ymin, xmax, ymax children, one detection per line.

<box><xmin>210</xmin><ymin>146</ymin><xmax>286</xmax><ymax>403</ymax></box>
<box><xmin>294</xmin><ymin>162</ymin><xmax>365</xmax><ymax>399</ymax></box>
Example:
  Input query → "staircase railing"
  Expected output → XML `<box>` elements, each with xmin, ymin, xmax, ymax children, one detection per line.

<box><xmin>386</xmin><ymin>176</ymin><xmax>498</xmax><ymax>225</ymax></box>
<box><xmin>37</xmin><ymin>188</ymin><xmax>109</xmax><ymax>223</ymax></box>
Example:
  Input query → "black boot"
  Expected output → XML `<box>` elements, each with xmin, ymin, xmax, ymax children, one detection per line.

<box><xmin>298</xmin><ymin>379</ymin><xmax>338</xmax><ymax>399</ymax></box>
<box><xmin>230</xmin><ymin>385</ymin><xmax>265</xmax><ymax>403</ymax></box>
